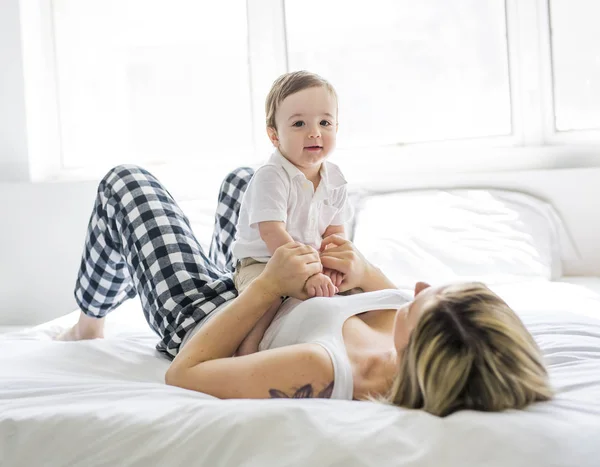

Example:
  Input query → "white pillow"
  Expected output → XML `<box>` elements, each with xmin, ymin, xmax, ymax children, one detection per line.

<box><xmin>353</xmin><ymin>189</ymin><xmax>578</xmax><ymax>287</ymax></box>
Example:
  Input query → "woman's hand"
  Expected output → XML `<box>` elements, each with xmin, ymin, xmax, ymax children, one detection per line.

<box><xmin>319</xmin><ymin>235</ymin><xmax>371</xmax><ymax>293</ymax></box>
<box><xmin>258</xmin><ymin>242</ymin><xmax>322</xmax><ymax>300</ymax></box>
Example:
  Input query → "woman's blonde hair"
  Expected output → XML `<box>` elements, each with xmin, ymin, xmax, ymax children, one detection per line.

<box><xmin>385</xmin><ymin>282</ymin><xmax>553</xmax><ymax>417</ymax></box>
<box><xmin>265</xmin><ymin>71</ymin><xmax>338</xmax><ymax>130</ymax></box>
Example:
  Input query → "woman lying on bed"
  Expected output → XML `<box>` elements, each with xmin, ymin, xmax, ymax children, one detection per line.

<box><xmin>58</xmin><ymin>165</ymin><xmax>553</xmax><ymax>417</ymax></box>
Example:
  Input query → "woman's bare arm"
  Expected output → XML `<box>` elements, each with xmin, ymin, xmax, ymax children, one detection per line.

<box><xmin>167</xmin><ymin>342</ymin><xmax>334</xmax><ymax>399</ymax></box>
<box><xmin>170</xmin><ymin>276</ymin><xmax>282</xmax><ymax>370</ymax></box>
<box><xmin>165</xmin><ymin>242</ymin><xmax>333</xmax><ymax>398</ymax></box>
<box><xmin>360</xmin><ymin>264</ymin><xmax>397</xmax><ymax>292</ymax></box>
<box><xmin>166</xmin><ymin>243</ymin><xmax>322</xmax><ymax>382</ymax></box>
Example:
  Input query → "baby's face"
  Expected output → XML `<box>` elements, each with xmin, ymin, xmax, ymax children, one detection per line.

<box><xmin>268</xmin><ymin>86</ymin><xmax>338</xmax><ymax>173</ymax></box>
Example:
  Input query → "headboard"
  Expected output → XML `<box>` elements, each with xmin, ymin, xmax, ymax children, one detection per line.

<box><xmin>342</xmin><ymin>165</ymin><xmax>600</xmax><ymax>276</ymax></box>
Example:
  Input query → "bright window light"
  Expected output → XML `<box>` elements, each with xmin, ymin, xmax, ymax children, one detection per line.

<box><xmin>52</xmin><ymin>0</ymin><xmax>251</xmax><ymax>169</ymax></box>
<box><xmin>284</xmin><ymin>0</ymin><xmax>512</xmax><ymax>147</ymax></box>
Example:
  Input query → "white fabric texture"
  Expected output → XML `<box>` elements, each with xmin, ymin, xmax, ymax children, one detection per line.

<box><xmin>353</xmin><ymin>189</ymin><xmax>579</xmax><ymax>288</ymax></box>
<box><xmin>232</xmin><ymin>150</ymin><xmax>352</xmax><ymax>261</ymax></box>
<box><xmin>1</xmin><ymin>279</ymin><xmax>600</xmax><ymax>466</ymax></box>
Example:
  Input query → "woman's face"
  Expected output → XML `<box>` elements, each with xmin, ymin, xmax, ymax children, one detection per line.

<box><xmin>393</xmin><ymin>282</ymin><xmax>446</xmax><ymax>352</ymax></box>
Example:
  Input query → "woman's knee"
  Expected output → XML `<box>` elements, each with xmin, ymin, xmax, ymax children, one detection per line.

<box><xmin>101</xmin><ymin>164</ymin><xmax>147</xmax><ymax>185</ymax></box>
<box><xmin>97</xmin><ymin>165</ymin><xmax>159</xmax><ymax>198</ymax></box>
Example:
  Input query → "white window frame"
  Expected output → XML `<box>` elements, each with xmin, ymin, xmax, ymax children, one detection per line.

<box><xmin>14</xmin><ymin>0</ymin><xmax>600</xmax><ymax>183</ymax></box>
<box><xmin>537</xmin><ymin>0</ymin><xmax>600</xmax><ymax>144</ymax></box>
<box><xmin>19</xmin><ymin>0</ymin><xmax>63</xmax><ymax>181</ymax></box>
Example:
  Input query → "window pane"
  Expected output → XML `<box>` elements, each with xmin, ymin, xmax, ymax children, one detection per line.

<box><xmin>284</xmin><ymin>0</ymin><xmax>511</xmax><ymax>147</ymax></box>
<box><xmin>550</xmin><ymin>0</ymin><xmax>600</xmax><ymax>132</ymax></box>
<box><xmin>52</xmin><ymin>0</ymin><xmax>251</xmax><ymax>168</ymax></box>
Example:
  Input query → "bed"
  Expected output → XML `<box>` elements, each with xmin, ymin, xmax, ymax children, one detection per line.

<box><xmin>2</xmin><ymin>278</ymin><xmax>600</xmax><ymax>466</ymax></box>
<box><xmin>2</xmin><ymin>169</ymin><xmax>600</xmax><ymax>466</ymax></box>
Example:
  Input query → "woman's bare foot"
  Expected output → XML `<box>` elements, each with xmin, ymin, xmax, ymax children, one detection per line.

<box><xmin>55</xmin><ymin>324</ymin><xmax>104</xmax><ymax>341</ymax></box>
<box><xmin>55</xmin><ymin>312</ymin><xmax>105</xmax><ymax>341</ymax></box>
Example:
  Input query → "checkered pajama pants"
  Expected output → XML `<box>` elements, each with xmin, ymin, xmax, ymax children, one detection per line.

<box><xmin>74</xmin><ymin>164</ymin><xmax>254</xmax><ymax>359</ymax></box>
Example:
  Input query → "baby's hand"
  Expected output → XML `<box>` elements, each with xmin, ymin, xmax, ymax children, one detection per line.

<box><xmin>323</xmin><ymin>267</ymin><xmax>344</xmax><ymax>288</ymax></box>
<box><xmin>304</xmin><ymin>273</ymin><xmax>338</xmax><ymax>298</ymax></box>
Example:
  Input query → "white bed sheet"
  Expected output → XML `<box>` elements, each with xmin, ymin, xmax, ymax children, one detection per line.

<box><xmin>1</xmin><ymin>278</ymin><xmax>600</xmax><ymax>467</ymax></box>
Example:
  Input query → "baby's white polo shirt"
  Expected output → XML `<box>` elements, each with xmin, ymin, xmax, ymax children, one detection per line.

<box><xmin>232</xmin><ymin>150</ymin><xmax>353</xmax><ymax>262</ymax></box>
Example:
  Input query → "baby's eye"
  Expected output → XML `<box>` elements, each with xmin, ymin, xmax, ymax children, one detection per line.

<box><xmin>292</xmin><ymin>121</ymin><xmax>305</xmax><ymax>127</ymax></box>
<box><xmin>320</xmin><ymin>120</ymin><xmax>332</xmax><ymax>127</ymax></box>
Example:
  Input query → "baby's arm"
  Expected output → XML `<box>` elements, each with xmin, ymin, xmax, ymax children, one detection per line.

<box><xmin>259</xmin><ymin>221</ymin><xmax>295</xmax><ymax>255</ymax></box>
<box><xmin>321</xmin><ymin>224</ymin><xmax>345</xmax><ymax>247</ymax></box>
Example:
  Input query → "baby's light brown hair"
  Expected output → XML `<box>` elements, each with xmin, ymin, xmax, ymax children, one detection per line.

<box><xmin>265</xmin><ymin>71</ymin><xmax>338</xmax><ymax>130</ymax></box>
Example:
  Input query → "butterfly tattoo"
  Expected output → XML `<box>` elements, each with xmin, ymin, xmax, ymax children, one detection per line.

<box><xmin>269</xmin><ymin>381</ymin><xmax>334</xmax><ymax>399</ymax></box>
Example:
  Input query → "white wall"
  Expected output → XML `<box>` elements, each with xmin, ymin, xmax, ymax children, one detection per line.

<box><xmin>0</xmin><ymin>180</ymin><xmax>98</xmax><ymax>324</ymax></box>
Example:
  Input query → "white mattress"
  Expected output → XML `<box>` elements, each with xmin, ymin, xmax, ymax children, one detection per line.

<box><xmin>1</xmin><ymin>278</ymin><xmax>600</xmax><ymax>467</ymax></box>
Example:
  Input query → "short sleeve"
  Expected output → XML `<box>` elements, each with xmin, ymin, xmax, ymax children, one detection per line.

<box><xmin>244</xmin><ymin>165</ymin><xmax>289</xmax><ymax>227</ymax></box>
<box><xmin>330</xmin><ymin>185</ymin><xmax>354</xmax><ymax>225</ymax></box>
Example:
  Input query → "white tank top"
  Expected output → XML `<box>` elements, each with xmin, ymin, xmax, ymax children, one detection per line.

<box><xmin>259</xmin><ymin>289</ymin><xmax>413</xmax><ymax>400</ymax></box>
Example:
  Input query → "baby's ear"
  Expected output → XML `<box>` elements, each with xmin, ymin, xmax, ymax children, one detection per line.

<box><xmin>266</xmin><ymin>126</ymin><xmax>279</xmax><ymax>146</ymax></box>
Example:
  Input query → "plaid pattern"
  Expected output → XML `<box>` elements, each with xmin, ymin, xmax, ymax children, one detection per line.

<box><xmin>74</xmin><ymin>164</ymin><xmax>254</xmax><ymax>359</ymax></box>
<box><xmin>208</xmin><ymin>166</ymin><xmax>255</xmax><ymax>274</ymax></box>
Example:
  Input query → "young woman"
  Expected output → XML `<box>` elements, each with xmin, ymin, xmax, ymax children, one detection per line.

<box><xmin>58</xmin><ymin>165</ymin><xmax>553</xmax><ymax>416</ymax></box>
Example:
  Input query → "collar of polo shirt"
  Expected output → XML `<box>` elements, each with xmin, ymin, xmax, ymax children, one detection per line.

<box><xmin>269</xmin><ymin>149</ymin><xmax>347</xmax><ymax>196</ymax></box>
